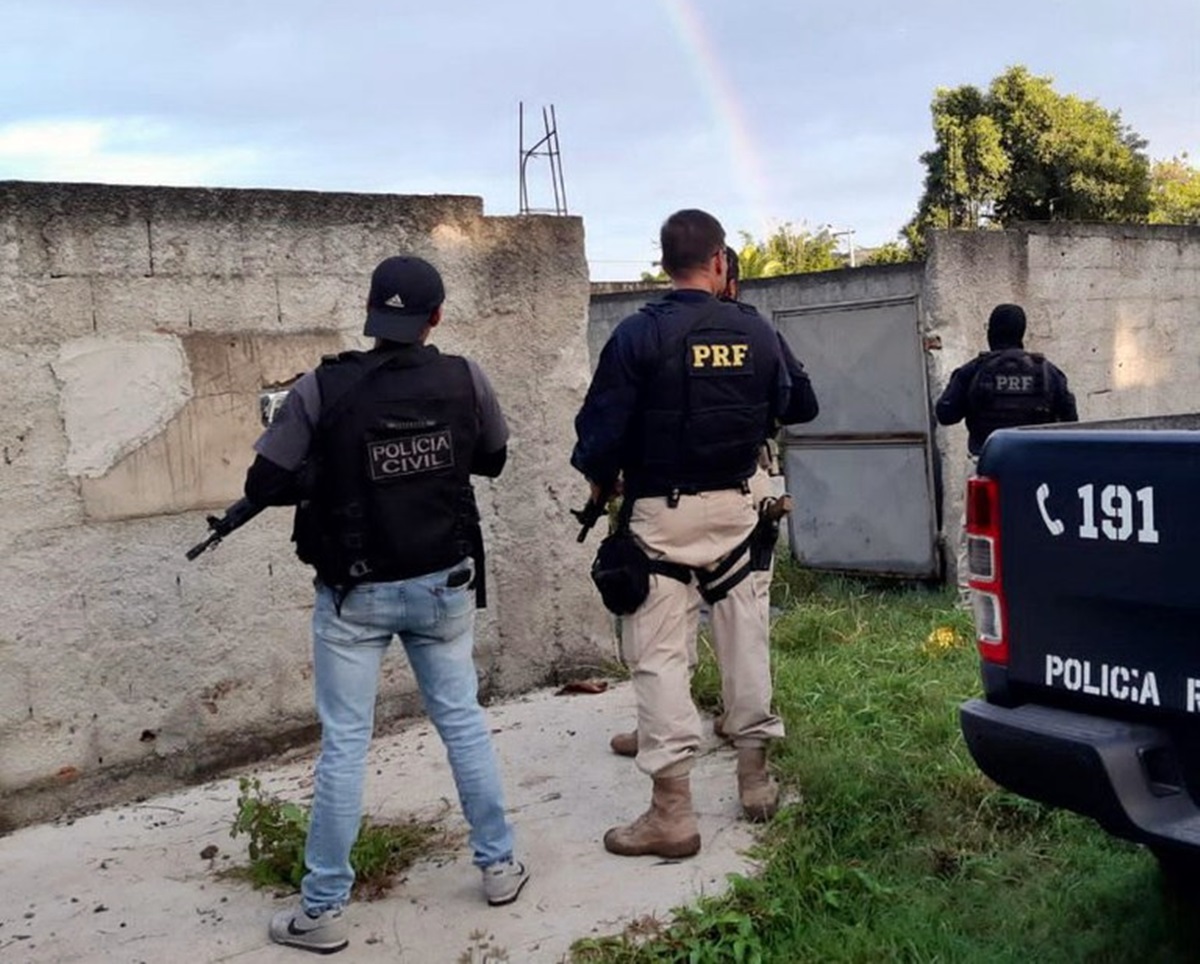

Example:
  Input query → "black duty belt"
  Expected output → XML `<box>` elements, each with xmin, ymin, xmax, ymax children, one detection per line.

<box><xmin>632</xmin><ymin>478</ymin><xmax>752</xmax><ymax>506</ymax></box>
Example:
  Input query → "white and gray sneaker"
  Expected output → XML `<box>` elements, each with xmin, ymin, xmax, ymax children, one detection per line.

<box><xmin>482</xmin><ymin>859</ymin><xmax>530</xmax><ymax>906</ymax></box>
<box><xmin>269</xmin><ymin>904</ymin><xmax>349</xmax><ymax>954</ymax></box>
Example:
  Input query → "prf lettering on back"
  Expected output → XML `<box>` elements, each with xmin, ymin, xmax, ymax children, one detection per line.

<box><xmin>691</xmin><ymin>343</ymin><xmax>749</xmax><ymax>368</ymax></box>
<box><xmin>995</xmin><ymin>374</ymin><xmax>1036</xmax><ymax>392</ymax></box>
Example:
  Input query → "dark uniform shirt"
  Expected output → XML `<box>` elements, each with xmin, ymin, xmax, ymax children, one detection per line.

<box><xmin>572</xmin><ymin>289</ymin><xmax>818</xmax><ymax>491</ymax></box>
<box><xmin>936</xmin><ymin>350</ymin><xmax>1077</xmax><ymax>455</ymax></box>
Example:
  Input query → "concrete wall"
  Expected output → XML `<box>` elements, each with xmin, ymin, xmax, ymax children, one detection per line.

<box><xmin>925</xmin><ymin>222</ymin><xmax>1200</xmax><ymax>581</ymax></box>
<box><xmin>587</xmin><ymin>224</ymin><xmax>1200</xmax><ymax>584</ymax></box>
<box><xmin>0</xmin><ymin>181</ymin><xmax>612</xmax><ymax>830</ymax></box>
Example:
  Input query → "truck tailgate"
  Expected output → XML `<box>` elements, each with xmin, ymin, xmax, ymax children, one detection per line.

<box><xmin>979</xmin><ymin>428</ymin><xmax>1200</xmax><ymax>714</ymax></box>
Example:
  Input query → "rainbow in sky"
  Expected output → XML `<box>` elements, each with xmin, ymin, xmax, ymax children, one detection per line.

<box><xmin>659</xmin><ymin>0</ymin><xmax>774</xmax><ymax>236</ymax></box>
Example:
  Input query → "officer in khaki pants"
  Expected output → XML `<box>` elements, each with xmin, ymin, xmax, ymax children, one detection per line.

<box><xmin>573</xmin><ymin>210</ymin><xmax>818</xmax><ymax>858</ymax></box>
<box><xmin>606</xmin><ymin>244</ymin><xmax>791</xmax><ymax>755</ymax></box>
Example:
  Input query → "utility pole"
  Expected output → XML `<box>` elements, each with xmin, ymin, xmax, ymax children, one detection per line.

<box><xmin>828</xmin><ymin>227</ymin><xmax>857</xmax><ymax>268</ymax></box>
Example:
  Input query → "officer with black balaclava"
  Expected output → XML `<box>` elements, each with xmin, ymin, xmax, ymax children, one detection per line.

<box><xmin>936</xmin><ymin>302</ymin><xmax>1077</xmax><ymax>598</ymax></box>
<box><xmin>936</xmin><ymin>302</ymin><xmax>1077</xmax><ymax>455</ymax></box>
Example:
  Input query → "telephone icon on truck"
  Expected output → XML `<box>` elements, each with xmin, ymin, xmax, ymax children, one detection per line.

<box><xmin>1036</xmin><ymin>483</ymin><xmax>1065</xmax><ymax>536</ymax></box>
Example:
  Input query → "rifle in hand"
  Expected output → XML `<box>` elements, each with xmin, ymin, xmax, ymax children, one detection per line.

<box><xmin>185</xmin><ymin>497</ymin><xmax>265</xmax><ymax>560</ymax></box>
<box><xmin>571</xmin><ymin>488</ymin><xmax>614</xmax><ymax>543</ymax></box>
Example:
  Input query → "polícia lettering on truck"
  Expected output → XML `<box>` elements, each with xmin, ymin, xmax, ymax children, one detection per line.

<box><xmin>1043</xmin><ymin>654</ymin><xmax>1161</xmax><ymax>707</ymax></box>
<box><xmin>958</xmin><ymin>413</ymin><xmax>1200</xmax><ymax>881</ymax></box>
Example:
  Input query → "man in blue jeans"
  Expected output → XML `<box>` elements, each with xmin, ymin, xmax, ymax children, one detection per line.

<box><xmin>242</xmin><ymin>254</ymin><xmax>529</xmax><ymax>954</ymax></box>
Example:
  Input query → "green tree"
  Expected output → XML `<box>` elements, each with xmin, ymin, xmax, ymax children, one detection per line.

<box><xmin>736</xmin><ymin>223</ymin><xmax>841</xmax><ymax>278</ymax></box>
<box><xmin>1149</xmin><ymin>155</ymin><xmax>1200</xmax><ymax>224</ymax></box>
<box><xmin>906</xmin><ymin>66</ymin><xmax>1151</xmax><ymax>252</ymax></box>
<box><xmin>861</xmin><ymin>241</ymin><xmax>916</xmax><ymax>265</ymax></box>
<box><xmin>913</xmin><ymin>85</ymin><xmax>1009</xmax><ymax>230</ymax></box>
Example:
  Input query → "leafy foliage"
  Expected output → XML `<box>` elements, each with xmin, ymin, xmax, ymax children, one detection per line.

<box><xmin>227</xmin><ymin>776</ymin><xmax>445</xmax><ymax>898</ymax></box>
<box><xmin>861</xmin><ymin>241</ymin><xmax>917</xmax><ymax>266</ymax></box>
<box><xmin>736</xmin><ymin>224</ymin><xmax>841</xmax><ymax>278</ymax></box>
<box><xmin>907</xmin><ymin>65</ymin><xmax>1152</xmax><ymax>252</ymax></box>
<box><xmin>231</xmin><ymin>777</ymin><xmax>310</xmax><ymax>888</ymax></box>
<box><xmin>1149</xmin><ymin>155</ymin><xmax>1200</xmax><ymax>225</ymax></box>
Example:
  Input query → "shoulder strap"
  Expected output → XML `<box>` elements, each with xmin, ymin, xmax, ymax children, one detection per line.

<box><xmin>317</xmin><ymin>346</ymin><xmax>414</xmax><ymax>429</ymax></box>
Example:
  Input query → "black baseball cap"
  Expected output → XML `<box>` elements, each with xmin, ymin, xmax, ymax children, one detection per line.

<box><xmin>364</xmin><ymin>256</ymin><xmax>445</xmax><ymax>342</ymax></box>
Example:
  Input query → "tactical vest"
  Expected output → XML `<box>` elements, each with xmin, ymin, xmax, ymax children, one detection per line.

<box><xmin>629</xmin><ymin>298</ymin><xmax>778</xmax><ymax>497</ymax></box>
<box><xmin>967</xmin><ymin>348</ymin><xmax>1055</xmax><ymax>439</ymax></box>
<box><xmin>294</xmin><ymin>346</ymin><xmax>479</xmax><ymax>587</ymax></box>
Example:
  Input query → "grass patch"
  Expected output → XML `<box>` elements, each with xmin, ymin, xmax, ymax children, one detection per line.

<box><xmin>222</xmin><ymin>776</ymin><xmax>447</xmax><ymax>900</ymax></box>
<box><xmin>574</xmin><ymin>560</ymin><xmax>1199</xmax><ymax>962</ymax></box>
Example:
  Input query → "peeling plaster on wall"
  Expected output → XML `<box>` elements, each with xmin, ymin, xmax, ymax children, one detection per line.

<box><xmin>0</xmin><ymin>182</ymin><xmax>612</xmax><ymax>831</ymax></box>
<box><xmin>52</xmin><ymin>333</ymin><xmax>192</xmax><ymax>478</ymax></box>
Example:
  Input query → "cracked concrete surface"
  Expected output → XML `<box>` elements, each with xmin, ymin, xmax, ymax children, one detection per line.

<box><xmin>0</xmin><ymin>682</ymin><xmax>767</xmax><ymax>963</ymax></box>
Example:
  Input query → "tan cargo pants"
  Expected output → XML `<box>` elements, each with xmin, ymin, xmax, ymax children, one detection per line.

<box><xmin>623</xmin><ymin>483</ymin><xmax>785</xmax><ymax>777</ymax></box>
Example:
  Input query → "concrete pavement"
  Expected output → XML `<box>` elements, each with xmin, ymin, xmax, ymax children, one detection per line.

<box><xmin>0</xmin><ymin>681</ymin><xmax>764</xmax><ymax>963</ymax></box>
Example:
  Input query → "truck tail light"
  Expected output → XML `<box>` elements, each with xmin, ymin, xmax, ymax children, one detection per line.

<box><xmin>966</xmin><ymin>475</ymin><xmax>1008</xmax><ymax>665</ymax></box>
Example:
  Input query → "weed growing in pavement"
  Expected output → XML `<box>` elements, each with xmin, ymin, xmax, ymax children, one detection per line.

<box><xmin>224</xmin><ymin>776</ymin><xmax>446</xmax><ymax>899</ymax></box>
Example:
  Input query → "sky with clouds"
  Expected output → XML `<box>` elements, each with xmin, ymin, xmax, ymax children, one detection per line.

<box><xmin>1</xmin><ymin>0</ymin><xmax>1196</xmax><ymax>279</ymax></box>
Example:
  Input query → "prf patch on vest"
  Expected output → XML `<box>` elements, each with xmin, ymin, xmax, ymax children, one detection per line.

<box><xmin>993</xmin><ymin>372</ymin><xmax>1040</xmax><ymax>393</ymax></box>
<box><xmin>687</xmin><ymin>335</ymin><xmax>754</xmax><ymax>376</ymax></box>
<box><xmin>367</xmin><ymin>428</ymin><xmax>455</xmax><ymax>481</ymax></box>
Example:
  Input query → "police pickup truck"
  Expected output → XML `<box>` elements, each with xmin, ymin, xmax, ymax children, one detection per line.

<box><xmin>958</xmin><ymin>413</ymin><xmax>1200</xmax><ymax>874</ymax></box>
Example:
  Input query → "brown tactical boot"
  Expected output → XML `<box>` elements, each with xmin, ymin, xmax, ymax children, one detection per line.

<box><xmin>609</xmin><ymin>729</ymin><xmax>638</xmax><ymax>757</ymax></box>
<box><xmin>737</xmin><ymin>746</ymin><xmax>780</xmax><ymax>823</ymax></box>
<box><xmin>603</xmin><ymin>774</ymin><xmax>702</xmax><ymax>858</ymax></box>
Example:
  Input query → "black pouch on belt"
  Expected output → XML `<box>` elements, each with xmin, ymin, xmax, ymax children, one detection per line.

<box><xmin>590</xmin><ymin>498</ymin><xmax>692</xmax><ymax>615</ymax></box>
<box><xmin>591</xmin><ymin>526</ymin><xmax>652</xmax><ymax>615</ymax></box>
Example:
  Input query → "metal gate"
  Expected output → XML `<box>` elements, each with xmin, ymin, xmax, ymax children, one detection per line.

<box><xmin>773</xmin><ymin>294</ymin><xmax>941</xmax><ymax>579</ymax></box>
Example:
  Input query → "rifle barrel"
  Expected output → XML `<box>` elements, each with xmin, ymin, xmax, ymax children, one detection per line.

<box><xmin>185</xmin><ymin>534</ymin><xmax>220</xmax><ymax>561</ymax></box>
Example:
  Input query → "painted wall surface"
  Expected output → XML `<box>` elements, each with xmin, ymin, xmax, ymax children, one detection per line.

<box><xmin>0</xmin><ymin>182</ymin><xmax>612</xmax><ymax>830</ymax></box>
<box><xmin>587</xmin><ymin>225</ymin><xmax>1200</xmax><ymax>584</ymax></box>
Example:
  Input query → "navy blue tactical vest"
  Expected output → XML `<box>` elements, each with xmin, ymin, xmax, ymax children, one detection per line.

<box><xmin>629</xmin><ymin>298</ymin><xmax>779</xmax><ymax>497</ymax></box>
<box><xmin>967</xmin><ymin>348</ymin><xmax>1055</xmax><ymax>439</ymax></box>
<box><xmin>296</xmin><ymin>346</ymin><xmax>479</xmax><ymax>587</ymax></box>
